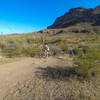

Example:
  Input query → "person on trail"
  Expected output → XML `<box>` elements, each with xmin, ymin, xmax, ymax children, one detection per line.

<box><xmin>44</xmin><ymin>44</ymin><xmax>50</xmax><ymax>58</ymax></box>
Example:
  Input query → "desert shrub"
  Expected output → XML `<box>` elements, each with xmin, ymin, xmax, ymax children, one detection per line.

<box><xmin>49</xmin><ymin>45</ymin><xmax>62</xmax><ymax>56</ymax></box>
<box><xmin>26</xmin><ymin>38</ymin><xmax>35</xmax><ymax>44</ymax></box>
<box><xmin>23</xmin><ymin>44</ymin><xmax>41</xmax><ymax>57</ymax></box>
<box><xmin>93</xmin><ymin>27</ymin><xmax>100</xmax><ymax>33</ymax></box>
<box><xmin>2</xmin><ymin>43</ymin><xmax>23</xmax><ymax>58</ymax></box>
<box><xmin>74</xmin><ymin>46</ymin><xmax>88</xmax><ymax>56</ymax></box>
<box><xmin>0</xmin><ymin>38</ymin><xmax>28</xmax><ymax>57</ymax></box>
<box><xmin>70</xmin><ymin>28</ymin><xmax>90</xmax><ymax>33</ymax></box>
<box><xmin>71</xmin><ymin>45</ymin><xmax>89</xmax><ymax>56</ymax></box>
<box><xmin>70</xmin><ymin>27</ymin><xmax>80</xmax><ymax>33</ymax></box>
<box><xmin>49</xmin><ymin>38</ymin><xmax>61</xmax><ymax>44</ymax></box>
<box><xmin>60</xmin><ymin>41</ymin><xmax>69</xmax><ymax>53</ymax></box>
<box><xmin>0</xmin><ymin>39</ymin><xmax>8</xmax><ymax>49</ymax></box>
<box><xmin>74</xmin><ymin>46</ymin><xmax>100</xmax><ymax>78</ymax></box>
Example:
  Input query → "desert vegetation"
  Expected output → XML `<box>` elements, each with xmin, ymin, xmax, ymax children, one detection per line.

<box><xmin>0</xmin><ymin>31</ymin><xmax>100</xmax><ymax>77</ymax></box>
<box><xmin>0</xmin><ymin>29</ymin><xmax>100</xmax><ymax>100</ymax></box>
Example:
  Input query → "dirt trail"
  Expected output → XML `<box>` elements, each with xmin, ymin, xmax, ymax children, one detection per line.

<box><xmin>0</xmin><ymin>57</ymin><xmax>99</xmax><ymax>100</ymax></box>
<box><xmin>0</xmin><ymin>57</ymin><xmax>60</xmax><ymax>93</ymax></box>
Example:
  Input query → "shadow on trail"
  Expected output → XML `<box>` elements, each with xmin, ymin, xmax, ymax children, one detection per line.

<box><xmin>35</xmin><ymin>66</ymin><xmax>76</xmax><ymax>81</ymax></box>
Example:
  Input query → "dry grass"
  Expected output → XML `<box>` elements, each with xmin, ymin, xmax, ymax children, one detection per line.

<box><xmin>0</xmin><ymin>56</ymin><xmax>26</xmax><ymax>65</ymax></box>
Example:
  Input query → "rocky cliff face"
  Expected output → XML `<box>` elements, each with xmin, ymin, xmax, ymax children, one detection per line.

<box><xmin>47</xmin><ymin>6</ymin><xmax>100</xmax><ymax>29</ymax></box>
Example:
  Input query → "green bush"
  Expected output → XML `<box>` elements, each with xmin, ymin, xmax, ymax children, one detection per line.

<box><xmin>0</xmin><ymin>39</ymin><xmax>8</xmax><ymax>49</ymax></box>
<box><xmin>60</xmin><ymin>41</ymin><xmax>69</xmax><ymax>53</ymax></box>
<box><xmin>74</xmin><ymin>46</ymin><xmax>100</xmax><ymax>78</ymax></box>
<box><xmin>49</xmin><ymin>45</ymin><xmax>62</xmax><ymax>56</ymax></box>
<box><xmin>2</xmin><ymin>43</ymin><xmax>23</xmax><ymax>58</ymax></box>
<box><xmin>73</xmin><ymin>46</ymin><xmax>89</xmax><ymax>56</ymax></box>
<box><xmin>23</xmin><ymin>44</ymin><xmax>41</xmax><ymax>57</ymax></box>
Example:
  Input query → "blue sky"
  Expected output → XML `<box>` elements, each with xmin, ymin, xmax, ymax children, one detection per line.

<box><xmin>0</xmin><ymin>0</ymin><xmax>100</xmax><ymax>34</ymax></box>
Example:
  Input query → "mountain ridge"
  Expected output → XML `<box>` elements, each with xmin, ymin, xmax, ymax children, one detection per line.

<box><xmin>47</xmin><ymin>6</ymin><xmax>100</xmax><ymax>29</ymax></box>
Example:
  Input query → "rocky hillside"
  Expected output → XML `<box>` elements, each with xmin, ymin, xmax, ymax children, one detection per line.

<box><xmin>48</xmin><ymin>6</ymin><xmax>100</xmax><ymax>29</ymax></box>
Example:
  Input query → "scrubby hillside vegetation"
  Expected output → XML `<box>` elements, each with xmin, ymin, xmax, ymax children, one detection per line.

<box><xmin>0</xmin><ymin>31</ymin><xmax>100</xmax><ymax>78</ymax></box>
<box><xmin>1</xmin><ymin>32</ymin><xmax>100</xmax><ymax>100</ymax></box>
